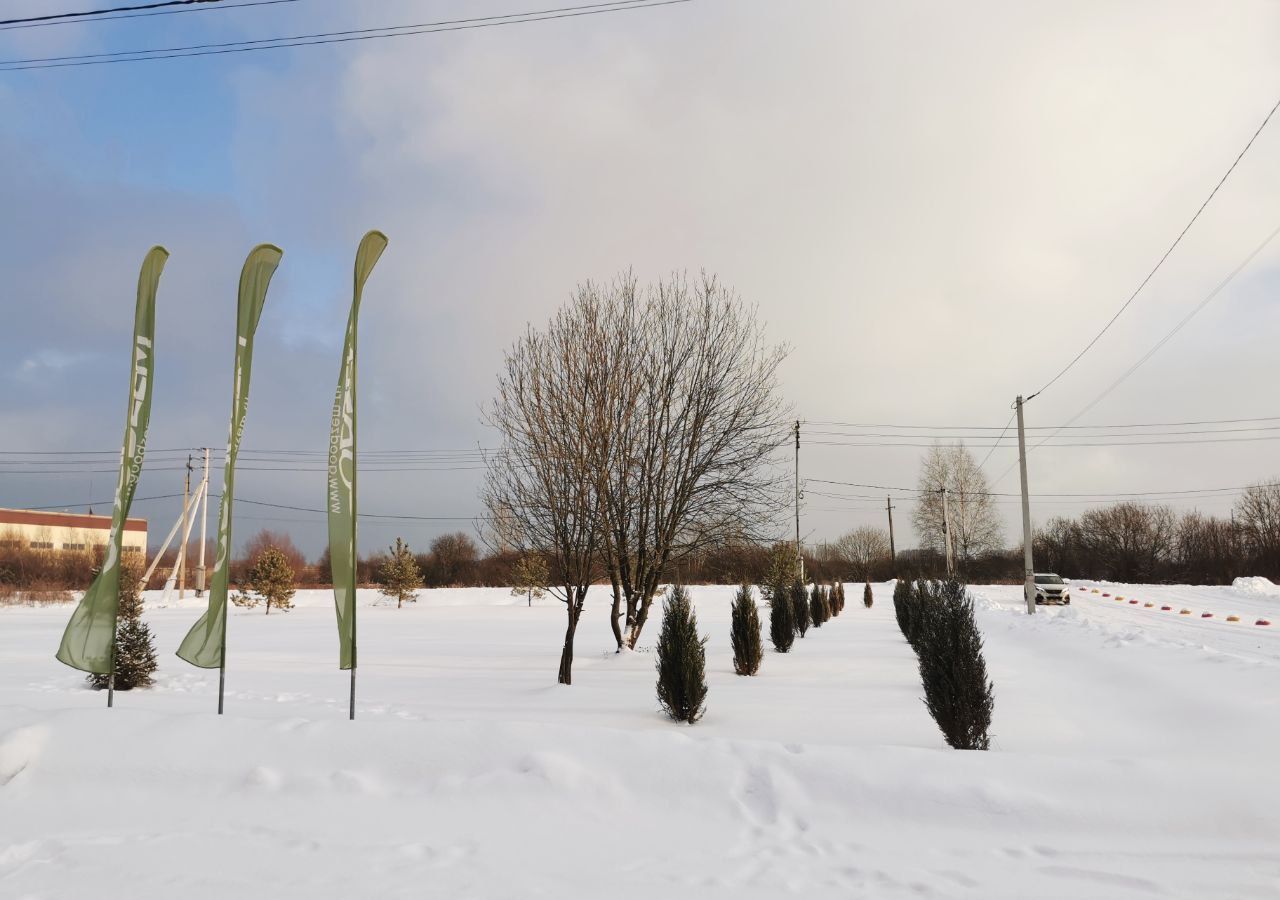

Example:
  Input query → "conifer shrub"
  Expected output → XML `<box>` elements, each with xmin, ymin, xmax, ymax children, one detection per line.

<box><xmin>892</xmin><ymin>578</ymin><xmax>920</xmax><ymax>648</ymax></box>
<box><xmin>864</xmin><ymin>581</ymin><xmax>874</xmax><ymax>608</ymax></box>
<box><xmin>791</xmin><ymin>578</ymin><xmax>811</xmax><ymax>638</ymax></box>
<box><xmin>247</xmin><ymin>546</ymin><xmax>296</xmax><ymax>614</ymax></box>
<box><xmin>809</xmin><ymin>582</ymin><xmax>825</xmax><ymax>628</ymax></box>
<box><xmin>915</xmin><ymin>580</ymin><xmax>995</xmax><ymax>750</ymax></box>
<box><xmin>378</xmin><ymin>537</ymin><xmax>423</xmax><ymax>608</ymax></box>
<box><xmin>88</xmin><ymin>558</ymin><xmax>157</xmax><ymax>691</ymax></box>
<box><xmin>837</xmin><ymin>581</ymin><xmax>847</xmax><ymax>614</ymax></box>
<box><xmin>730</xmin><ymin>582</ymin><xmax>763</xmax><ymax>675</ymax></box>
<box><xmin>766</xmin><ymin>572</ymin><xmax>795</xmax><ymax>653</ymax></box>
<box><xmin>655</xmin><ymin>584</ymin><xmax>708</xmax><ymax>723</ymax></box>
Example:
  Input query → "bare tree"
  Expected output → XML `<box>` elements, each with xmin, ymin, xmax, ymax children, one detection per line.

<box><xmin>483</xmin><ymin>298</ymin><xmax>606</xmax><ymax>685</ymax></box>
<box><xmin>1234</xmin><ymin>481</ymin><xmax>1280</xmax><ymax>575</ymax></box>
<box><xmin>1078</xmin><ymin>502</ymin><xmax>1176</xmax><ymax>582</ymax></box>
<box><xmin>584</xmin><ymin>273</ymin><xmax>790</xmax><ymax>649</ymax></box>
<box><xmin>830</xmin><ymin>526</ymin><xmax>891</xmax><ymax>580</ymax></box>
<box><xmin>912</xmin><ymin>443</ymin><xmax>1003</xmax><ymax>562</ymax></box>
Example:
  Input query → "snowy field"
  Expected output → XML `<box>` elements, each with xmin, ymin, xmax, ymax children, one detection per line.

<box><xmin>2</xmin><ymin>580</ymin><xmax>1278</xmax><ymax>899</ymax></box>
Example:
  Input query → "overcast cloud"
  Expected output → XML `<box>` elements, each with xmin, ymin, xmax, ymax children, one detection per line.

<box><xmin>2</xmin><ymin>0</ymin><xmax>1279</xmax><ymax>556</ymax></box>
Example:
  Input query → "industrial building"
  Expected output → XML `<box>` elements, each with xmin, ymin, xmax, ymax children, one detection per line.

<box><xmin>0</xmin><ymin>508</ymin><xmax>147</xmax><ymax>558</ymax></box>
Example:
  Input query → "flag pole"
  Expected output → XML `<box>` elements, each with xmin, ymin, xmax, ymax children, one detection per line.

<box><xmin>349</xmin><ymin>312</ymin><xmax>358</xmax><ymax>722</ymax></box>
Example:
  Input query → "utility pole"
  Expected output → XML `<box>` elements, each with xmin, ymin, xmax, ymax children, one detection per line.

<box><xmin>1016</xmin><ymin>395</ymin><xmax>1036</xmax><ymax>615</ymax></box>
<box><xmin>794</xmin><ymin>419</ymin><xmax>803</xmax><ymax>581</ymax></box>
<box><xmin>178</xmin><ymin>454</ymin><xmax>191</xmax><ymax>598</ymax></box>
<box><xmin>941</xmin><ymin>487</ymin><xmax>955</xmax><ymax>578</ymax></box>
<box><xmin>885</xmin><ymin>495</ymin><xmax>896</xmax><ymax>575</ymax></box>
<box><xmin>196</xmin><ymin>448</ymin><xmax>209</xmax><ymax>597</ymax></box>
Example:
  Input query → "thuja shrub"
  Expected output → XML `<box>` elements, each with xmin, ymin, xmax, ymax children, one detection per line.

<box><xmin>655</xmin><ymin>584</ymin><xmax>708</xmax><ymax>723</ymax></box>
<box><xmin>864</xmin><ymin>581</ymin><xmax>874</xmax><ymax>608</ymax></box>
<box><xmin>730</xmin><ymin>582</ymin><xmax>763</xmax><ymax>675</ymax></box>
<box><xmin>809</xmin><ymin>583</ymin><xmax>825</xmax><ymax>628</ymax></box>
<box><xmin>892</xmin><ymin>578</ymin><xmax>924</xmax><ymax>649</ymax></box>
<box><xmin>836</xmin><ymin>582</ymin><xmax>847</xmax><ymax>613</ymax></box>
<box><xmin>767</xmin><ymin>573</ymin><xmax>795</xmax><ymax>653</ymax></box>
<box><xmin>791</xmin><ymin>578</ymin><xmax>811</xmax><ymax>638</ymax></box>
<box><xmin>915</xmin><ymin>580</ymin><xmax>995</xmax><ymax>751</ymax></box>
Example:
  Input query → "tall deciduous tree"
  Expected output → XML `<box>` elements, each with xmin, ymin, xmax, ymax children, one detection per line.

<box><xmin>912</xmin><ymin>443</ymin><xmax>1003</xmax><ymax>563</ymax></box>
<box><xmin>832</xmin><ymin>526</ymin><xmax>891</xmax><ymax>580</ymax></box>
<box><xmin>483</xmin><ymin>296</ymin><xmax>606</xmax><ymax>685</ymax></box>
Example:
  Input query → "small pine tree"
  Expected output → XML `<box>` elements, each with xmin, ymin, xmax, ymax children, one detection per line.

<box><xmin>821</xmin><ymin>584</ymin><xmax>833</xmax><ymax>622</ymax></box>
<box><xmin>88</xmin><ymin>558</ymin><xmax>157</xmax><ymax>691</ymax></box>
<box><xmin>829</xmin><ymin>582</ymin><xmax>842</xmax><ymax>617</ymax></box>
<box><xmin>864</xmin><ymin>581</ymin><xmax>874</xmax><ymax>608</ymax></box>
<box><xmin>730</xmin><ymin>582</ymin><xmax>763</xmax><ymax>675</ymax></box>
<box><xmin>247</xmin><ymin>546</ymin><xmax>296</xmax><ymax>614</ymax></box>
<box><xmin>510</xmin><ymin>552</ymin><xmax>549</xmax><ymax>607</ymax></box>
<box><xmin>838</xmin><ymin>581</ymin><xmax>847</xmax><ymax>612</ymax></box>
<box><xmin>791</xmin><ymin>578</ymin><xmax>811</xmax><ymax>638</ymax></box>
<box><xmin>378</xmin><ymin>537</ymin><xmax>423</xmax><ymax>608</ymax></box>
<box><xmin>655</xmin><ymin>584</ymin><xmax>708</xmax><ymax>723</ymax></box>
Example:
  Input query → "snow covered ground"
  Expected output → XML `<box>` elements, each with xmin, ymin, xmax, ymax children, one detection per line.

<box><xmin>1</xmin><ymin>580</ymin><xmax>1277</xmax><ymax>899</ymax></box>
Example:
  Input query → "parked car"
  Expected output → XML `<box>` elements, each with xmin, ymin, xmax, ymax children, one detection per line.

<box><xmin>1033</xmin><ymin>573</ymin><xmax>1070</xmax><ymax>605</ymax></box>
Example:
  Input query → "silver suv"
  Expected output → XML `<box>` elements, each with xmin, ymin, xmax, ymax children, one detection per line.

<box><xmin>1033</xmin><ymin>573</ymin><xmax>1070</xmax><ymax>605</ymax></box>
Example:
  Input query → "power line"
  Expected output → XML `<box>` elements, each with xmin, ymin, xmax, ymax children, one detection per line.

<box><xmin>0</xmin><ymin>0</ymin><xmax>228</xmax><ymax>27</ymax></box>
<box><xmin>804</xmin><ymin>424</ymin><xmax>1280</xmax><ymax>440</ymax></box>
<box><xmin>807</xmin><ymin>476</ymin><xmax>1278</xmax><ymax>500</ymax></box>
<box><xmin>1023</xmin><ymin>90</ymin><xmax>1280</xmax><ymax>403</ymax></box>
<box><xmin>807</xmin><ymin>435</ymin><xmax>1280</xmax><ymax>449</ymax></box>
<box><xmin>0</xmin><ymin>0</ymin><xmax>693</xmax><ymax>71</ymax></box>
<box><xmin>804</xmin><ymin>414</ymin><xmax>1280</xmax><ymax>431</ymax></box>
<box><xmin>0</xmin><ymin>0</ymin><xmax>296</xmax><ymax>31</ymax></box>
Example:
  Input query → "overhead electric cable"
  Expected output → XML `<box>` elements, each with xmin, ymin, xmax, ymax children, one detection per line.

<box><xmin>1022</xmin><ymin>91</ymin><xmax>1280</xmax><ymax>403</ymax></box>
<box><xmin>0</xmin><ymin>0</ymin><xmax>296</xmax><ymax>30</ymax></box>
<box><xmin>0</xmin><ymin>0</ymin><xmax>692</xmax><ymax>70</ymax></box>
<box><xmin>1</xmin><ymin>0</ymin><xmax>228</xmax><ymax>27</ymax></box>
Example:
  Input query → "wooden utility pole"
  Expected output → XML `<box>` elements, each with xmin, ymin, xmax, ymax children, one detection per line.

<box><xmin>794</xmin><ymin>419</ymin><xmax>803</xmax><ymax>580</ymax></box>
<box><xmin>1016</xmin><ymin>396</ymin><xmax>1036</xmax><ymax>615</ymax></box>
<box><xmin>178</xmin><ymin>454</ymin><xmax>191</xmax><ymax>598</ymax></box>
<box><xmin>941</xmin><ymin>487</ymin><xmax>955</xmax><ymax>577</ymax></box>
<box><xmin>886</xmin><ymin>495</ymin><xmax>896</xmax><ymax>574</ymax></box>
<box><xmin>196</xmin><ymin>448</ymin><xmax>209</xmax><ymax>597</ymax></box>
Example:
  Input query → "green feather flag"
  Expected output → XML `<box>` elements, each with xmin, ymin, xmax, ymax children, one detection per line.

<box><xmin>177</xmin><ymin>244</ymin><xmax>282</xmax><ymax>678</ymax></box>
<box><xmin>330</xmin><ymin>231</ymin><xmax>388</xmax><ymax>674</ymax></box>
<box><xmin>56</xmin><ymin>246</ymin><xmax>168</xmax><ymax>675</ymax></box>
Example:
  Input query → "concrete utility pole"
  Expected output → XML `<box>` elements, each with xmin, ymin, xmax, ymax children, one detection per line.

<box><xmin>885</xmin><ymin>496</ymin><xmax>896</xmax><ymax>574</ymax></box>
<box><xmin>794</xmin><ymin>419</ymin><xmax>803</xmax><ymax>580</ymax></box>
<box><xmin>1016</xmin><ymin>395</ymin><xmax>1036</xmax><ymax>615</ymax></box>
<box><xmin>179</xmin><ymin>454</ymin><xmax>191</xmax><ymax>598</ymax></box>
<box><xmin>196</xmin><ymin>448</ymin><xmax>209</xmax><ymax>597</ymax></box>
<box><xmin>941</xmin><ymin>487</ymin><xmax>955</xmax><ymax>577</ymax></box>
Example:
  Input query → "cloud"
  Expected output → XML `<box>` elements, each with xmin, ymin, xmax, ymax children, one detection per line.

<box><xmin>3</xmin><ymin>0</ymin><xmax>1280</xmax><ymax>554</ymax></box>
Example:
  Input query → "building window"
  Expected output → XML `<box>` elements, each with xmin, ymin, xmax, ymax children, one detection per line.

<box><xmin>29</xmin><ymin>541</ymin><xmax>54</xmax><ymax>550</ymax></box>
<box><xmin>0</xmin><ymin>540</ymin><xmax>19</xmax><ymax>548</ymax></box>
<box><xmin>62</xmin><ymin>543</ymin><xmax>86</xmax><ymax>551</ymax></box>
<box><xmin>123</xmin><ymin>546</ymin><xmax>142</xmax><ymax>553</ymax></box>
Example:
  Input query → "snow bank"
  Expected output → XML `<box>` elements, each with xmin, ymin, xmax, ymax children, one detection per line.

<box><xmin>1231</xmin><ymin>575</ymin><xmax>1280</xmax><ymax>596</ymax></box>
<box><xmin>2</xmin><ymin>583</ymin><xmax>1277</xmax><ymax>898</ymax></box>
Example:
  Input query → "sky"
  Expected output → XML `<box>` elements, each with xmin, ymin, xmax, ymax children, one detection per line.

<box><xmin>1</xmin><ymin>0</ymin><xmax>1279</xmax><ymax>559</ymax></box>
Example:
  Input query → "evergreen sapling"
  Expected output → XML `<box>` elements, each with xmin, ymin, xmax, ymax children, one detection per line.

<box><xmin>730</xmin><ymin>582</ymin><xmax>763</xmax><ymax>675</ymax></box>
<box><xmin>655</xmin><ymin>584</ymin><xmax>708</xmax><ymax>723</ymax></box>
